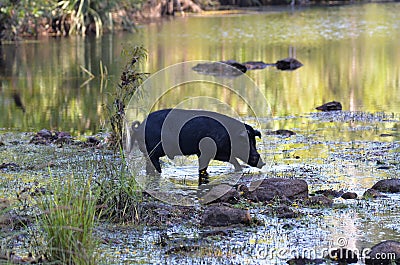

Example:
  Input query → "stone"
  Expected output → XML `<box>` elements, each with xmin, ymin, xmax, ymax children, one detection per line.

<box><xmin>244</xmin><ymin>178</ymin><xmax>309</xmax><ymax>203</ymax></box>
<box><xmin>365</xmin><ymin>240</ymin><xmax>400</xmax><ymax>265</ymax></box>
<box><xmin>371</xmin><ymin>179</ymin><xmax>400</xmax><ymax>193</ymax></box>
<box><xmin>201</xmin><ymin>204</ymin><xmax>251</xmax><ymax>227</ymax></box>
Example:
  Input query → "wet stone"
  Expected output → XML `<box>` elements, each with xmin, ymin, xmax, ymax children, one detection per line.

<box><xmin>363</xmin><ymin>189</ymin><xmax>388</xmax><ymax>199</ymax></box>
<box><xmin>315</xmin><ymin>189</ymin><xmax>344</xmax><ymax>198</ymax></box>
<box><xmin>341</xmin><ymin>192</ymin><xmax>358</xmax><ymax>199</ymax></box>
<box><xmin>198</xmin><ymin>184</ymin><xmax>240</xmax><ymax>205</ymax></box>
<box><xmin>305</xmin><ymin>195</ymin><xmax>333</xmax><ymax>208</ymax></box>
<box><xmin>265</xmin><ymin>129</ymin><xmax>296</xmax><ymax>138</ymax></box>
<box><xmin>263</xmin><ymin>205</ymin><xmax>297</xmax><ymax>218</ymax></box>
<box><xmin>275</xmin><ymin>57</ymin><xmax>303</xmax><ymax>71</ymax></box>
<box><xmin>287</xmin><ymin>257</ymin><xmax>325</xmax><ymax>265</ymax></box>
<box><xmin>371</xmin><ymin>179</ymin><xmax>400</xmax><ymax>193</ymax></box>
<box><xmin>244</xmin><ymin>178</ymin><xmax>309</xmax><ymax>203</ymax></box>
<box><xmin>201</xmin><ymin>204</ymin><xmax>251</xmax><ymax>227</ymax></box>
<box><xmin>365</xmin><ymin>240</ymin><xmax>400</xmax><ymax>265</ymax></box>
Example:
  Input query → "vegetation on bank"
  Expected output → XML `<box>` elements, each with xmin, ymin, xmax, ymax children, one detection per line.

<box><xmin>0</xmin><ymin>0</ymin><xmax>392</xmax><ymax>41</ymax></box>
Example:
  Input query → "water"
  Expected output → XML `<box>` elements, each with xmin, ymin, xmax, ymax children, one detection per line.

<box><xmin>1</xmin><ymin>3</ymin><xmax>400</xmax><ymax>264</ymax></box>
<box><xmin>1</xmin><ymin>3</ymin><xmax>400</xmax><ymax>135</ymax></box>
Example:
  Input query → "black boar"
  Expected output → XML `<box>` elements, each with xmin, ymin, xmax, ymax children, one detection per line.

<box><xmin>128</xmin><ymin>109</ymin><xmax>265</xmax><ymax>184</ymax></box>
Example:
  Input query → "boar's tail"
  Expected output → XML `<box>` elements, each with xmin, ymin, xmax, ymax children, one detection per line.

<box><xmin>126</xmin><ymin>121</ymin><xmax>140</xmax><ymax>153</ymax></box>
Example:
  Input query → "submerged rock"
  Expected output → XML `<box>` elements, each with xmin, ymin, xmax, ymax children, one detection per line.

<box><xmin>30</xmin><ymin>129</ymin><xmax>72</xmax><ymax>145</ymax></box>
<box><xmin>275</xmin><ymin>57</ymin><xmax>303</xmax><ymax>71</ymax></box>
<box><xmin>305</xmin><ymin>195</ymin><xmax>333</xmax><ymax>208</ymax></box>
<box><xmin>201</xmin><ymin>204</ymin><xmax>251</xmax><ymax>227</ymax></box>
<box><xmin>192</xmin><ymin>61</ymin><xmax>246</xmax><ymax>77</ymax></box>
<box><xmin>315</xmin><ymin>101</ymin><xmax>343</xmax><ymax>112</ymax></box>
<box><xmin>341</xmin><ymin>192</ymin><xmax>358</xmax><ymax>199</ymax></box>
<box><xmin>198</xmin><ymin>184</ymin><xmax>240</xmax><ymax>205</ymax></box>
<box><xmin>244</xmin><ymin>178</ymin><xmax>309</xmax><ymax>203</ymax></box>
<box><xmin>365</xmin><ymin>240</ymin><xmax>400</xmax><ymax>265</ymax></box>
<box><xmin>243</xmin><ymin>61</ymin><xmax>271</xmax><ymax>70</ymax></box>
<box><xmin>265</xmin><ymin>129</ymin><xmax>296</xmax><ymax>138</ymax></box>
<box><xmin>315</xmin><ymin>189</ymin><xmax>344</xmax><ymax>198</ymax></box>
<box><xmin>264</xmin><ymin>205</ymin><xmax>298</xmax><ymax>218</ymax></box>
<box><xmin>371</xmin><ymin>179</ymin><xmax>400</xmax><ymax>193</ymax></box>
<box><xmin>363</xmin><ymin>189</ymin><xmax>387</xmax><ymax>199</ymax></box>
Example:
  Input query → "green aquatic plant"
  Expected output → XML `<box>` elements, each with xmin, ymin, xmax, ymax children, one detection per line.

<box><xmin>36</xmin><ymin>175</ymin><xmax>101</xmax><ymax>264</ymax></box>
<box><xmin>104</xmin><ymin>45</ymin><xmax>148</xmax><ymax>149</ymax></box>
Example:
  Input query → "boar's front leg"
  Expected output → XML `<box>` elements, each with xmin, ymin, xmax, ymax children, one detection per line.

<box><xmin>197</xmin><ymin>137</ymin><xmax>217</xmax><ymax>185</ymax></box>
<box><xmin>229</xmin><ymin>157</ymin><xmax>242</xmax><ymax>171</ymax></box>
<box><xmin>146</xmin><ymin>156</ymin><xmax>162</xmax><ymax>175</ymax></box>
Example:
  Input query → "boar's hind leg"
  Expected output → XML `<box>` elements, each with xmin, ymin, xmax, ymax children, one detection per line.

<box><xmin>145</xmin><ymin>157</ymin><xmax>162</xmax><ymax>175</ymax></box>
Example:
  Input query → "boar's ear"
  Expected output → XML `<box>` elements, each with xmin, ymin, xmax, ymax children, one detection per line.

<box><xmin>254</xmin><ymin>130</ymin><xmax>262</xmax><ymax>139</ymax></box>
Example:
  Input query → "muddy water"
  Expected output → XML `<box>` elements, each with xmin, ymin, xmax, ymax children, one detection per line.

<box><xmin>0</xmin><ymin>2</ymin><xmax>399</xmax><ymax>264</ymax></box>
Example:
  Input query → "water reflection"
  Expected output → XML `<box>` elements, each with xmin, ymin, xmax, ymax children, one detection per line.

<box><xmin>0</xmin><ymin>3</ymin><xmax>399</xmax><ymax>135</ymax></box>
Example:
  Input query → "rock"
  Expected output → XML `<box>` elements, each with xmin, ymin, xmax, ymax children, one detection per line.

<box><xmin>305</xmin><ymin>195</ymin><xmax>333</xmax><ymax>208</ymax></box>
<box><xmin>264</xmin><ymin>205</ymin><xmax>297</xmax><ymax>218</ymax></box>
<box><xmin>365</xmin><ymin>240</ymin><xmax>400</xmax><ymax>265</ymax></box>
<box><xmin>244</xmin><ymin>178</ymin><xmax>308</xmax><ymax>203</ymax></box>
<box><xmin>371</xmin><ymin>179</ymin><xmax>400</xmax><ymax>193</ymax></box>
<box><xmin>198</xmin><ymin>184</ymin><xmax>240</xmax><ymax>205</ymax></box>
<box><xmin>192</xmin><ymin>61</ymin><xmax>246</xmax><ymax>77</ymax></box>
<box><xmin>201</xmin><ymin>204</ymin><xmax>251</xmax><ymax>227</ymax></box>
<box><xmin>315</xmin><ymin>101</ymin><xmax>343</xmax><ymax>112</ymax></box>
<box><xmin>30</xmin><ymin>129</ymin><xmax>72</xmax><ymax>145</ymax></box>
<box><xmin>341</xmin><ymin>192</ymin><xmax>358</xmax><ymax>199</ymax></box>
<box><xmin>315</xmin><ymin>189</ymin><xmax>344</xmax><ymax>198</ymax></box>
<box><xmin>243</xmin><ymin>61</ymin><xmax>270</xmax><ymax>70</ymax></box>
<box><xmin>275</xmin><ymin>57</ymin><xmax>303</xmax><ymax>71</ymax></box>
<box><xmin>380</xmin><ymin>133</ymin><xmax>394</xmax><ymax>137</ymax></box>
<box><xmin>363</xmin><ymin>189</ymin><xmax>388</xmax><ymax>199</ymax></box>
<box><xmin>326</xmin><ymin>248</ymin><xmax>358</xmax><ymax>264</ymax></box>
<box><xmin>266</xmin><ymin>129</ymin><xmax>296</xmax><ymax>138</ymax></box>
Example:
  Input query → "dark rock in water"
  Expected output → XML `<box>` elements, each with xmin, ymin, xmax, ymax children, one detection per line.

<box><xmin>243</xmin><ymin>61</ymin><xmax>271</xmax><ymax>70</ymax></box>
<box><xmin>371</xmin><ymin>179</ymin><xmax>400</xmax><ymax>193</ymax></box>
<box><xmin>380</xmin><ymin>133</ymin><xmax>395</xmax><ymax>137</ymax></box>
<box><xmin>341</xmin><ymin>192</ymin><xmax>358</xmax><ymax>199</ymax></box>
<box><xmin>266</xmin><ymin>129</ymin><xmax>296</xmax><ymax>138</ymax></box>
<box><xmin>326</xmin><ymin>248</ymin><xmax>358</xmax><ymax>264</ymax></box>
<box><xmin>315</xmin><ymin>189</ymin><xmax>344</xmax><ymax>198</ymax></box>
<box><xmin>192</xmin><ymin>61</ymin><xmax>246</xmax><ymax>77</ymax></box>
<box><xmin>264</xmin><ymin>205</ymin><xmax>297</xmax><ymax>218</ymax></box>
<box><xmin>244</xmin><ymin>178</ymin><xmax>308</xmax><ymax>203</ymax></box>
<box><xmin>305</xmin><ymin>195</ymin><xmax>333</xmax><ymax>207</ymax></box>
<box><xmin>365</xmin><ymin>240</ymin><xmax>400</xmax><ymax>265</ymax></box>
<box><xmin>30</xmin><ymin>129</ymin><xmax>72</xmax><ymax>145</ymax></box>
<box><xmin>198</xmin><ymin>184</ymin><xmax>240</xmax><ymax>205</ymax></box>
<box><xmin>201</xmin><ymin>204</ymin><xmax>251</xmax><ymax>227</ymax></box>
<box><xmin>315</xmin><ymin>101</ymin><xmax>343</xmax><ymax>112</ymax></box>
<box><xmin>275</xmin><ymin>57</ymin><xmax>303</xmax><ymax>71</ymax></box>
<box><xmin>363</xmin><ymin>189</ymin><xmax>387</xmax><ymax>199</ymax></box>
<box><xmin>287</xmin><ymin>257</ymin><xmax>325</xmax><ymax>265</ymax></box>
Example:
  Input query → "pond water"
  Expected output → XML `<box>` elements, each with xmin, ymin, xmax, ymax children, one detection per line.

<box><xmin>1</xmin><ymin>3</ymin><xmax>400</xmax><ymax>265</ymax></box>
<box><xmin>1</xmin><ymin>3</ymin><xmax>400</xmax><ymax>135</ymax></box>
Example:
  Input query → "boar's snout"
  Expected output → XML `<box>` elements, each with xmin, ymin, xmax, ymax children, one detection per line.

<box><xmin>248</xmin><ymin>155</ymin><xmax>265</xmax><ymax>169</ymax></box>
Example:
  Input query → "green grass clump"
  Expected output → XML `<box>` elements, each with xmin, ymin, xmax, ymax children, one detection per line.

<box><xmin>36</xmin><ymin>175</ymin><xmax>101</xmax><ymax>264</ymax></box>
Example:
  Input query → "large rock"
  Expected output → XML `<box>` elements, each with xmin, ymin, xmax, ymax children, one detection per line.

<box><xmin>371</xmin><ymin>179</ymin><xmax>400</xmax><ymax>193</ymax></box>
<box><xmin>244</xmin><ymin>178</ymin><xmax>308</xmax><ymax>203</ymax></box>
<box><xmin>365</xmin><ymin>240</ymin><xmax>400</xmax><ymax>265</ymax></box>
<box><xmin>201</xmin><ymin>204</ymin><xmax>251</xmax><ymax>227</ymax></box>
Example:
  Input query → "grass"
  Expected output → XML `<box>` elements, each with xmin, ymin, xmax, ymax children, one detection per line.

<box><xmin>35</xmin><ymin>174</ymin><xmax>102</xmax><ymax>264</ymax></box>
